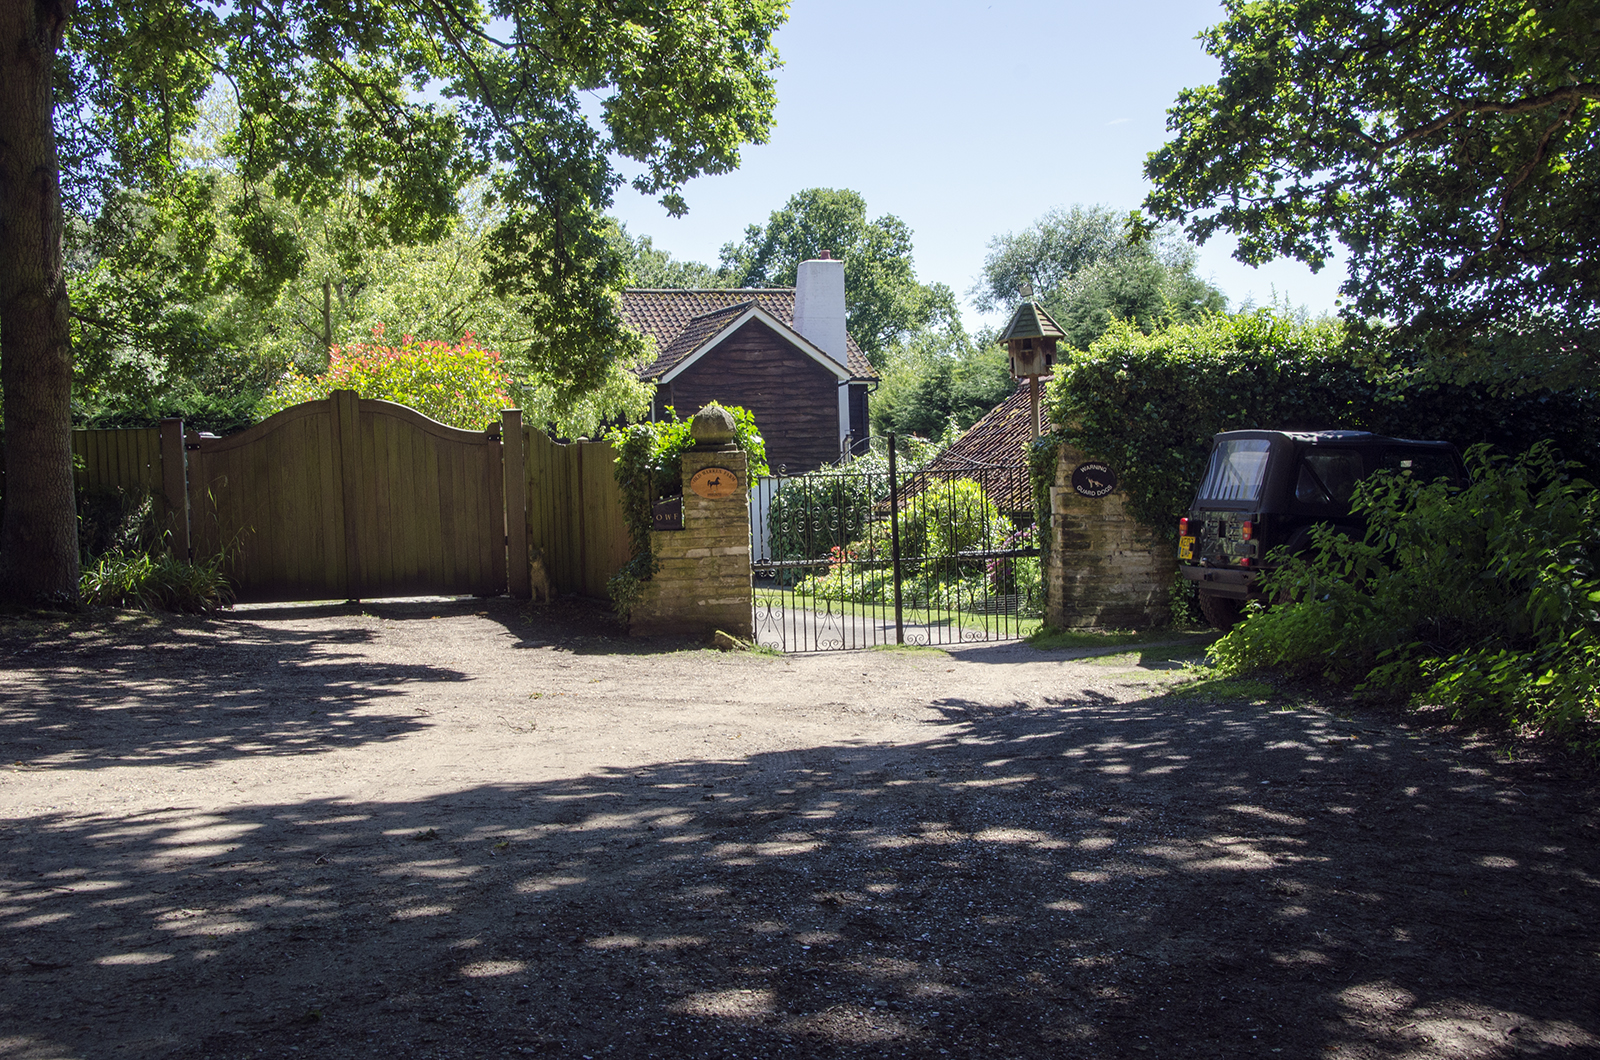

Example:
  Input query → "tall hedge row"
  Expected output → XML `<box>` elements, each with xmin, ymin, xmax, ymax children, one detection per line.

<box><xmin>1046</xmin><ymin>313</ymin><xmax>1598</xmax><ymax>538</ymax></box>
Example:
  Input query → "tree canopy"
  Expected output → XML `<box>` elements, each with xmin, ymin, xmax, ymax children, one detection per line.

<box><xmin>870</xmin><ymin>329</ymin><xmax>1015</xmax><ymax>440</ymax></box>
<box><xmin>1143</xmin><ymin>0</ymin><xmax>1599</xmax><ymax>388</ymax></box>
<box><xmin>607</xmin><ymin>221</ymin><xmax>730</xmax><ymax>290</ymax></box>
<box><xmin>0</xmin><ymin>0</ymin><xmax>784</xmax><ymax>602</ymax></box>
<box><xmin>973</xmin><ymin>205</ymin><xmax>1226</xmax><ymax>350</ymax></box>
<box><xmin>716</xmin><ymin>188</ymin><xmax>958</xmax><ymax>365</ymax></box>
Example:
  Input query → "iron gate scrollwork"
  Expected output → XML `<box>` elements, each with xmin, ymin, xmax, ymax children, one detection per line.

<box><xmin>750</xmin><ymin>436</ymin><xmax>1042</xmax><ymax>652</ymax></box>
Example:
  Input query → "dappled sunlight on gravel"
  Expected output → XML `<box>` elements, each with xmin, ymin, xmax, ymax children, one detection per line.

<box><xmin>1</xmin><ymin>596</ymin><xmax>1596</xmax><ymax>1059</ymax></box>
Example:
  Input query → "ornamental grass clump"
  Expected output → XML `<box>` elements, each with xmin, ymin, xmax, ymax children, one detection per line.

<box><xmin>80</xmin><ymin>551</ymin><xmax>236</xmax><ymax>613</ymax></box>
<box><xmin>1208</xmin><ymin>443</ymin><xmax>1600</xmax><ymax>746</ymax></box>
<box><xmin>75</xmin><ymin>486</ymin><xmax>234</xmax><ymax>613</ymax></box>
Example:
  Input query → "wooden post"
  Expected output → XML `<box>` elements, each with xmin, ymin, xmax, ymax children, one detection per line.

<box><xmin>331</xmin><ymin>389</ymin><xmax>364</xmax><ymax>601</ymax></box>
<box><xmin>157</xmin><ymin>418</ymin><xmax>189</xmax><ymax>559</ymax></box>
<box><xmin>502</xmin><ymin>409</ymin><xmax>530</xmax><ymax>598</ymax></box>
<box><xmin>1029</xmin><ymin>375</ymin><xmax>1042</xmax><ymax>438</ymax></box>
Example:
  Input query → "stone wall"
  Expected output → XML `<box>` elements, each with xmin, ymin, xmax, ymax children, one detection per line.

<box><xmin>629</xmin><ymin>446</ymin><xmax>753</xmax><ymax>637</ymax></box>
<box><xmin>1047</xmin><ymin>443</ymin><xmax>1174</xmax><ymax>628</ymax></box>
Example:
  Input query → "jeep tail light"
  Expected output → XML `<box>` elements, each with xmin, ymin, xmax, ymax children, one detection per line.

<box><xmin>1239</xmin><ymin>555</ymin><xmax>1252</xmax><ymax>568</ymax></box>
<box><xmin>1178</xmin><ymin>517</ymin><xmax>1188</xmax><ymax>536</ymax></box>
<box><xmin>1241</xmin><ymin>520</ymin><xmax>1253</xmax><ymax>541</ymax></box>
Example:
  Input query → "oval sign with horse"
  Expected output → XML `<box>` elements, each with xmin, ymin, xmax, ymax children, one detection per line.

<box><xmin>689</xmin><ymin>467</ymin><xmax>739</xmax><ymax>499</ymax></box>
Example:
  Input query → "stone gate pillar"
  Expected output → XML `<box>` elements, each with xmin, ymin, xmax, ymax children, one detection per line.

<box><xmin>628</xmin><ymin>406</ymin><xmax>754</xmax><ymax>637</ymax></box>
<box><xmin>1047</xmin><ymin>442</ymin><xmax>1174</xmax><ymax>628</ymax></box>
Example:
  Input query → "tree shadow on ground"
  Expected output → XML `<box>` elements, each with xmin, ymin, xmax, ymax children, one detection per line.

<box><xmin>3</xmin><ymin>686</ymin><xmax>1596</xmax><ymax>1059</ymax></box>
<box><xmin>0</xmin><ymin>613</ymin><xmax>447</xmax><ymax>771</ymax></box>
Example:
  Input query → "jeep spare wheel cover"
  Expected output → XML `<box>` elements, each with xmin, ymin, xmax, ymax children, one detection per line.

<box><xmin>1071</xmin><ymin>462</ymin><xmax>1117</xmax><ymax>498</ymax></box>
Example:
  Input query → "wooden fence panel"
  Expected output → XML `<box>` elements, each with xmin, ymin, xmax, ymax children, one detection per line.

<box><xmin>71</xmin><ymin>427</ymin><xmax>162</xmax><ymax>494</ymax></box>
<box><xmin>60</xmin><ymin>425</ymin><xmax>190</xmax><ymax>553</ymax></box>
<box><xmin>4</xmin><ymin>397</ymin><xmax>580</xmax><ymax>604</ymax></box>
<box><xmin>580</xmin><ymin>440</ymin><xmax>632</xmax><ymax>598</ymax></box>
<box><xmin>523</xmin><ymin>429</ymin><xmax>629</xmax><ymax>599</ymax></box>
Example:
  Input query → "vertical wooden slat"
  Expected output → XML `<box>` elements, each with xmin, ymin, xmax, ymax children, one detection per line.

<box><xmin>114</xmin><ymin>429</ymin><xmax>132</xmax><ymax>490</ymax></box>
<box><xmin>414</xmin><ymin>420</ymin><xmax>436</xmax><ymax>594</ymax></box>
<box><xmin>502</xmin><ymin>411</ymin><xmax>528</xmax><ymax>598</ymax></box>
<box><xmin>467</xmin><ymin>438</ymin><xmax>483</xmax><ymax>589</ymax></box>
<box><xmin>527</xmin><ymin>428</ymin><xmax>551</xmax><ymax>575</ymax></box>
<box><xmin>300</xmin><ymin>413</ymin><xmax>327</xmax><ymax>595</ymax></box>
<box><xmin>333</xmin><ymin>390</ymin><xmax>364</xmax><ymax>599</ymax></box>
<box><xmin>486</xmin><ymin>427</ymin><xmax>506</xmax><ymax>594</ymax></box>
<box><xmin>185</xmin><ymin>431</ymin><xmax>209</xmax><ymax>561</ymax></box>
<box><xmin>457</xmin><ymin>437</ymin><xmax>478</xmax><ymax>591</ymax></box>
<box><xmin>249</xmin><ymin>413</ymin><xmax>277</xmax><ymax>598</ymax></box>
<box><xmin>277</xmin><ymin>418</ymin><xmax>300</xmax><ymax>596</ymax></box>
<box><xmin>361</xmin><ymin>401</ymin><xmax>387</xmax><ymax>594</ymax></box>
<box><xmin>130</xmin><ymin>429</ymin><xmax>145</xmax><ymax>490</ymax></box>
<box><xmin>137</xmin><ymin>429</ymin><xmax>155</xmax><ymax>491</ymax></box>
<box><xmin>376</xmin><ymin>411</ymin><xmax>402</xmax><ymax>594</ymax></box>
<box><xmin>414</xmin><ymin>422</ymin><xmax>441</xmax><ymax>596</ymax></box>
<box><xmin>397</xmin><ymin>415</ymin><xmax>421</xmax><ymax>594</ymax></box>
<box><xmin>318</xmin><ymin>403</ymin><xmax>347</xmax><ymax>595</ymax></box>
<box><xmin>146</xmin><ymin>428</ymin><xmax>160</xmax><ymax>490</ymax></box>
<box><xmin>88</xmin><ymin>430</ymin><xmax>101</xmax><ymax>489</ymax></box>
<box><xmin>69</xmin><ymin>432</ymin><xmax>84</xmax><ymax>491</ymax></box>
<box><xmin>158</xmin><ymin>419</ymin><xmax>188</xmax><ymax>559</ymax></box>
<box><xmin>436</xmin><ymin>430</ymin><xmax>461</xmax><ymax>591</ymax></box>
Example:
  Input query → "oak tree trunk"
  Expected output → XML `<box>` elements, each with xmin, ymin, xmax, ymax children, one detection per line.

<box><xmin>0</xmin><ymin>0</ymin><xmax>78</xmax><ymax>605</ymax></box>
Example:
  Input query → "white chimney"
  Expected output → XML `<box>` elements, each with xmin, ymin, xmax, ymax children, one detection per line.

<box><xmin>793</xmin><ymin>252</ymin><xmax>848</xmax><ymax>369</ymax></box>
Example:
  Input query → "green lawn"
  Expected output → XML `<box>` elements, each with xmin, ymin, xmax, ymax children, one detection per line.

<box><xmin>752</xmin><ymin>586</ymin><xmax>1044</xmax><ymax>642</ymax></box>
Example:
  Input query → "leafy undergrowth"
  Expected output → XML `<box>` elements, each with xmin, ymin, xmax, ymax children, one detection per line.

<box><xmin>1208</xmin><ymin>443</ymin><xmax>1600</xmax><ymax>753</ymax></box>
<box><xmin>79</xmin><ymin>551</ymin><xmax>235</xmax><ymax>613</ymax></box>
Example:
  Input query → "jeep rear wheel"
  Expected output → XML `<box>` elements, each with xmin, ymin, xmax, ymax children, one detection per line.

<box><xmin>1197</xmin><ymin>589</ymin><xmax>1243</xmax><ymax>631</ymax></box>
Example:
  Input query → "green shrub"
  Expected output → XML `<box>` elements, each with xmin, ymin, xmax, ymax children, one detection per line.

<box><xmin>77</xmin><ymin>389</ymin><xmax>262</xmax><ymax>435</ymax></box>
<box><xmin>643</xmin><ymin>405</ymin><xmax>769</xmax><ymax>498</ymax></box>
<box><xmin>258</xmin><ymin>327</ymin><xmax>513</xmax><ymax>430</ymax></box>
<box><xmin>766</xmin><ymin>471</ymin><xmax>884</xmax><ymax>567</ymax></box>
<box><xmin>80</xmin><ymin>551</ymin><xmax>235</xmax><ymax>613</ymax></box>
<box><xmin>78</xmin><ymin>485</ymin><xmax>162</xmax><ymax>560</ymax></box>
<box><xmin>1048</xmin><ymin>312</ymin><xmax>1599</xmax><ymax>540</ymax></box>
<box><xmin>1208</xmin><ymin>444</ymin><xmax>1600</xmax><ymax>744</ymax></box>
<box><xmin>901</xmin><ymin>477</ymin><xmax>1005</xmax><ymax>560</ymax></box>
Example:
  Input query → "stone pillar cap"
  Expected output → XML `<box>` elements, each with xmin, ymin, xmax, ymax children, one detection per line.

<box><xmin>690</xmin><ymin>404</ymin><xmax>738</xmax><ymax>447</ymax></box>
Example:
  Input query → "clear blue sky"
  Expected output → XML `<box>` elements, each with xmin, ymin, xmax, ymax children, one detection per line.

<box><xmin>607</xmin><ymin>0</ymin><xmax>1345</xmax><ymax>335</ymax></box>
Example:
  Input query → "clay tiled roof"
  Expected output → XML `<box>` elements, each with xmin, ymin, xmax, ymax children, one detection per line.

<box><xmin>621</xmin><ymin>288</ymin><xmax>877</xmax><ymax>380</ymax></box>
<box><xmin>914</xmin><ymin>386</ymin><xmax>1039</xmax><ymax>512</ymax></box>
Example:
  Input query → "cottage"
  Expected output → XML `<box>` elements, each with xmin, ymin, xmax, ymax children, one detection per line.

<box><xmin>620</xmin><ymin>254</ymin><xmax>877</xmax><ymax>473</ymax></box>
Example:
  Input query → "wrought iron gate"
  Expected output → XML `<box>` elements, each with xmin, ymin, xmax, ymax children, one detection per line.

<box><xmin>750</xmin><ymin>439</ymin><xmax>1041</xmax><ymax>651</ymax></box>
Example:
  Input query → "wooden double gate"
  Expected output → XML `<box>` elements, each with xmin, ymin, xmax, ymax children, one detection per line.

<box><xmin>61</xmin><ymin>390</ymin><xmax>629</xmax><ymax>604</ymax></box>
<box><xmin>188</xmin><ymin>391</ymin><xmax>520</xmax><ymax>602</ymax></box>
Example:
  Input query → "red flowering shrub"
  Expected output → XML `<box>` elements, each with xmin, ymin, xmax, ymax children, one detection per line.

<box><xmin>259</xmin><ymin>326</ymin><xmax>514</xmax><ymax>430</ymax></box>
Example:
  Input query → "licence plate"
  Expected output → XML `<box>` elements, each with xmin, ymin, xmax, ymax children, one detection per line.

<box><xmin>1178</xmin><ymin>535</ymin><xmax>1195</xmax><ymax>561</ymax></box>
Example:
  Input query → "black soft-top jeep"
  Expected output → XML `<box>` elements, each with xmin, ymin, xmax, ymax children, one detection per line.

<box><xmin>1178</xmin><ymin>430</ymin><xmax>1466</xmax><ymax>629</ymax></box>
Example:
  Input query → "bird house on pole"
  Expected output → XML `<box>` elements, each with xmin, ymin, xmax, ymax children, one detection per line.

<box><xmin>996</xmin><ymin>296</ymin><xmax>1065</xmax><ymax>438</ymax></box>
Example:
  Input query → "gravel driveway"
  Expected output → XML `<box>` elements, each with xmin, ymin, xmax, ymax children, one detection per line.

<box><xmin>1</xmin><ymin>596</ymin><xmax>1596</xmax><ymax>1059</ymax></box>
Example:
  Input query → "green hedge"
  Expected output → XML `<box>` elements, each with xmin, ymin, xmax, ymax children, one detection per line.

<box><xmin>1046</xmin><ymin>313</ymin><xmax>1599</xmax><ymax>540</ymax></box>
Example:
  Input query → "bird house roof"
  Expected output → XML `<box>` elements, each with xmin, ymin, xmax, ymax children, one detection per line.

<box><xmin>996</xmin><ymin>301</ymin><xmax>1066</xmax><ymax>343</ymax></box>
